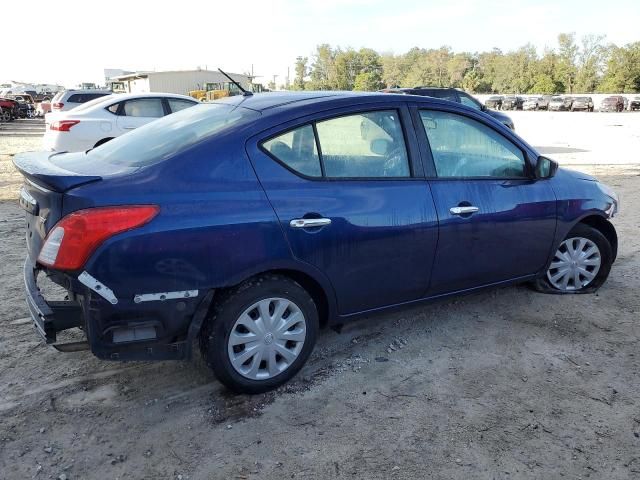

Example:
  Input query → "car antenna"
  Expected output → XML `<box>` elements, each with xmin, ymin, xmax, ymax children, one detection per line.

<box><xmin>218</xmin><ymin>68</ymin><xmax>252</xmax><ymax>96</ymax></box>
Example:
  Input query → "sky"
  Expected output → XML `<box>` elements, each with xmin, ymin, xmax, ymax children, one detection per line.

<box><xmin>4</xmin><ymin>0</ymin><xmax>640</xmax><ymax>88</ymax></box>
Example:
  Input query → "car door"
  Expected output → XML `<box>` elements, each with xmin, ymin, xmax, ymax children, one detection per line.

<box><xmin>115</xmin><ymin>97</ymin><xmax>165</xmax><ymax>133</ymax></box>
<box><xmin>413</xmin><ymin>105</ymin><xmax>557</xmax><ymax>295</ymax></box>
<box><xmin>247</xmin><ymin>105</ymin><xmax>439</xmax><ymax>315</ymax></box>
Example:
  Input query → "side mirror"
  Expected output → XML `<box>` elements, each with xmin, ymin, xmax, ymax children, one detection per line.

<box><xmin>535</xmin><ymin>156</ymin><xmax>559</xmax><ymax>179</ymax></box>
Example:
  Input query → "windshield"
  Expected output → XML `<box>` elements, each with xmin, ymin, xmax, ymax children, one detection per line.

<box><xmin>64</xmin><ymin>103</ymin><xmax>259</xmax><ymax>169</ymax></box>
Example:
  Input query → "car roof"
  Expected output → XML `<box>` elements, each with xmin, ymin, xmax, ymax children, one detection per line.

<box><xmin>212</xmin><ymin>91</ymin><xmax>482</xmax><ymax>120</ymax></box>
<box><xmin>63</xmin><ymin>89</ymin><xmax>112</xmax><ymax>94</ymax></box>
<box><xmin>105</xmin><ymin>92</ymin><xmax>195</xmax><ymax>101</ymax></box>
<box><xmin>214</xmin><ymin>91</ymin><xmax>376</xmax><ymax>111</ymax></box>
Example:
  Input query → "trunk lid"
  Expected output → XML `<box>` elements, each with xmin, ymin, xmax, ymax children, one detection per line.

<box><xmin>13</xmin><ymin>151</ymin><xmax>102</xmax><ymax>263</ymax></box>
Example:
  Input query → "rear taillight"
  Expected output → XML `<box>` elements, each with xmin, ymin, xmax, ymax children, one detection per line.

<box><xmin>38</xmin><ymin>206</ymin><xmax>159</xmax><ymax>270</ymax></box>
<box><xmin>52</xmin><ymin>102</ymin><xmax>64</xmax><ymax>109</ymax></box>
<box><xmin>50</xmin><ymin>120</ymin><xmax>80</xmax><ymax>132</ymax></box>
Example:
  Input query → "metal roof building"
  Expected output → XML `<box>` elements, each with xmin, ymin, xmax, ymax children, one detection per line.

<box><xmin>110</xmin><ymin>69</ymin><xmax>252</xmax><ymax>96</ymax></box>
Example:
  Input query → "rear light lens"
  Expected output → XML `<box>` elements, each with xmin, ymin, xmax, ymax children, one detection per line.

<box><xmin>50</xmin><ymin>120</ymin><xmax>80</xmax><ymax>132</ymax></box>
<box><xmin>38</xmin><ymin>206</ymin><xmax>159</xmax><ymax>270</ymax></box>
<box><xmin>52</xmin><ymin>102</ymin><xmax>64</xmax><ymax>109</ymax></box>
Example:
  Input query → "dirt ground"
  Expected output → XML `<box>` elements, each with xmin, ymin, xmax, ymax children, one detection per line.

<box><xmin>1</xmin><ymin>117</ymin><xmax>639</xmax><ymax>480</ymax></box>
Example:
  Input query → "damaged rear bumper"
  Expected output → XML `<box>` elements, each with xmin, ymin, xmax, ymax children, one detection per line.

<box><xmin>23</xmin><ymin>258</ymin><xmax>84</xmax><ymax>345</ymax></box>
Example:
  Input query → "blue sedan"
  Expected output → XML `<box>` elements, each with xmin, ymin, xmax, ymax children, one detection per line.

<box><xmin>14</xmin><ymin>92</ymin><xmax>619</xmax><ymax>393</ymax></box>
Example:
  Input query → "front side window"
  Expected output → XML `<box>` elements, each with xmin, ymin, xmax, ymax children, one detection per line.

<box><xmin>420</xmin><ymin>110</ymin><xmax>527</xmax><ymax>178</ymax></box>
<box><xmin>123</xmin><ymin>98</ymin><xmax>164</xmax><ymax>118</ymax></box>
<box><xmin>263</xmin><ymin>125</ymin><xmax>321</xmax><ymax>177</ymax></box>
<box><xmin>316</xmin><ymin>111</ymin><xmax>409</xmax><ymax>178</ymax></box>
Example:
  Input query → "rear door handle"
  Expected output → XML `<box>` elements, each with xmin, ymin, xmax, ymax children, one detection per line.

<box><xmin>123</xmin><ymin>126</ymin><xmax>136</xmax><ymax>130</ymax></box>
<box><xmin>290</xmin><ymin>218</ymin><xmax>332</xmax><ymax>228</ymax></box>
<box><xmin>450</xmin><ymin>206</ymin><xmax>479</xmax><ymax>216</ymax></box>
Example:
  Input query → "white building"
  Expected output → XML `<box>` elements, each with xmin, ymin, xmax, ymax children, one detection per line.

<box><xmin>109</xmin><ymin>69</ymin><xmax>252</xmax><ymax>95</ymax></box>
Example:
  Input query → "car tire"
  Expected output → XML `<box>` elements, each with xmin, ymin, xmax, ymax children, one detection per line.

<box><xmin>531</xmin><ymin>223</ymin><xmax>613</xmax><ymax>294</ymax></box>
<box><xmin>199</xmin><ymin>274</ymin><xmax>319</xmax><ymax>394</ymax></box>
<box><xmin>0</xmin><ymin>109</ymin><xmax>10</xmax><ymax>122</ymax></box>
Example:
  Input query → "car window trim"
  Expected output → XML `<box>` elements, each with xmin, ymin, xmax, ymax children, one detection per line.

<box><xmin>411</xmin><ymin>103</ymin><xmax>535</xmax><ymax>180</ymax></box>
<box><xmin>257</xmin><ymin>104</ymin><xmax>422</xmax><ymax>182</ymax></box>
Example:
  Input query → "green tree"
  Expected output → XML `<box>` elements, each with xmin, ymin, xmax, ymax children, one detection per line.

<box><xmin>354</xmin><ymin>71</ymin><xmax>383</xmax><ymax>91</ymax></box>
<box><xmin>557</xmin><ymin>33</ymin><xmax>578</xmax><ymax>93</ymax></box>
<box><xmin>309</xmin><ymin>44</ymin><xmax>337</xmax><ymax>90</ymax></box>
<box><xmin>575</xmin><ymin>35</ymin><xmax>606</xmax><ymax>93</ymax></box>
<box><xmin>293</xmin><ymin>56</ymin><xmax>308</xmax><ymax>90</ymax></box>
<box><xmin>381</xmin><ymin>54</ymin><xmax>406</xmax><ymax>87</ymax></box>
<box><xmin>531</xmin><ymin>74</ymin><xmax>558</xmax><ymax>94</ymax></box>
<box><xmin>599</xmin><ymin>42</ymin><xmax>640</xmax><ymax>93</ymax></box>
<box><xmin>447</xmin><ymin>53</ymin><xmax>471</xmax><ymax>87</ymax></box>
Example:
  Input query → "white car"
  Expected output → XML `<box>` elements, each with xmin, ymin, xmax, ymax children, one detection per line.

<box><xmin>43</xmin><ymin>93</ymin><xmax>199</xmax><ymax>152</ymax></box>
<box><xmin>50</xmin><ymin>89</ymin><xmax>113</xmax><ymax>112</ymax></box>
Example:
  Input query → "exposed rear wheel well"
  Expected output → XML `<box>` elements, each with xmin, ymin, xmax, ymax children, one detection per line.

<box><xmin>215</xmin><ymin>270</ymin><xmax>330</xmax><ymax>329</ymax></box>
<box><xmin>270</xmin><ymin>269</ymin><xmax>329</xmax><ymax>329</ymax></box>
<box><xmin>578</xmin><ymin>215</ymin><xmax>618</xmax><ymax>260</ymax></box>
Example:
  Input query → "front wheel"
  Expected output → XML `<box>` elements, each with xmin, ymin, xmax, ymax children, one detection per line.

<box><xmin>535</xmin><ymin>224</ymin><xmax>613</xmax><ymax>293</ymax></box>
<box><xmin>199</xmin><ymin>274</ymin><xmax>318</xmax><ymax>394</ymax></box>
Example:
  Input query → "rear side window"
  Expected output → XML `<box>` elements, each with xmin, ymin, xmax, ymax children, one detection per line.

<box><xmin>106</xmin><ymin>103</ymin><xmax>120</xmax><ymax>114</ymax></box>
<box><xmin>458</xmin><ymin>92</ymin><xmax>481</xmax><ymax>110</ymax></box>
<box><xmin>123</xmin><ymin>98</ymin><xmax>164</xmax><ymax>117</ymax></box>
<box><xmin>420</xmin><ymin>110</ymin><xmax>526</xmax><ymax>178</ymax></box>
<box><xmin>263</xmin><ymin>125</ymin><xmax>321</xmax><ymax>177</ymax></box>
<box><xmin>263</xmin><ymin>110</ymin><xmax>410</xmax><ymax>179</ymax></box>
<box><xmin>167</xmin><ymin>98</ymin><xmax>197</xmax><ymax>113</ymax></box>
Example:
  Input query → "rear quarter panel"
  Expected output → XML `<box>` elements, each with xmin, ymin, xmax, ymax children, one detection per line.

<box><xmin>65</xmin><ymin>134</ymin><xmax>299</xmax><ymax>298</ymax></box>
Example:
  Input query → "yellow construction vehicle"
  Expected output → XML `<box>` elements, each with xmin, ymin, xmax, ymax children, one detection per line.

<box><xmin>188</xmin><ymin>82</ymin><xmax>243</xmax><ymax>102</ymax></box>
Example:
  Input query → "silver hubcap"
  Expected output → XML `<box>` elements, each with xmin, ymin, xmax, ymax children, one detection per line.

<box><xmin>228</xmin><ymin>298</ymin><xmax>306</xmax><ymax>380</ymax></box>
<box><xmin>547</xmin><ymin>237</ymin><xmax>601</xmax><ymax>291</ymax></box>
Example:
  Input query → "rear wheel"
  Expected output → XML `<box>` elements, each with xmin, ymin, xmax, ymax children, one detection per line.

<box><xmin>199</xmin><ymin>274</ymin><xmax>318</xmax><ymax>394</ymax></box>
<box><xmin>0</xmin><ymin>109</ymin><xmax>10</xmax><ymax>122</ymax></box>
<box><xmin>534</xmin><ymin>224</ymin><xmax>613</xmax><ymax>293</ymax></box>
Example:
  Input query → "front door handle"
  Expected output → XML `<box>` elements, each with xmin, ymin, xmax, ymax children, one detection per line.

<box><xmin>123</xmin><ymin>126</ymin><xmax>136</xmax><ymax>130</ymax></box>
<box><xmin>450</xmin><ymin>206</ymin><xmax>479</xmax><ymax>216</ymax></box>
<box><xmin>290</xmin><ymin>218</ymin><xmax>332</xmax><ymax>228</ymax></box>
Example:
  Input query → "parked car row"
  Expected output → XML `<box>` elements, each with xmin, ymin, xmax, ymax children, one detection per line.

<box><xmin>485</xmin><ymin>94</ymin><xmax>637</xmax><ymax>112</ymax></box>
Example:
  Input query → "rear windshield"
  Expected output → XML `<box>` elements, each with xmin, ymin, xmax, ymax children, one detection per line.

<box><xmin>81</xmin><ymin>103</ymin><xmax>258</xmax><ymax>168</ymax></box>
